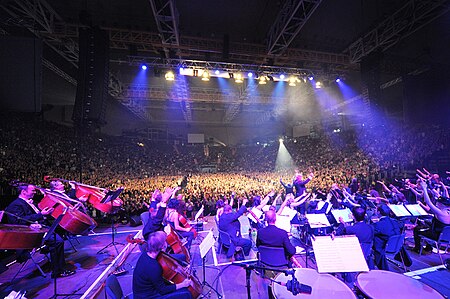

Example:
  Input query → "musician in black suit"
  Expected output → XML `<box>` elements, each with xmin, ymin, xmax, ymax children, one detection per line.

<box><xmin>218</xmin><ymin>198</ymin><xmax>252</xmax><ymax>259</ymax></box>
<box><xmin>6</xmin><ymin>184</ymin><xmax>75</xmax><ymax>278</ymax></box>
<box><xmin>256</xmin><ymin>210</ymin><xmax>296</xmax><ymax>259</ymax></box>
<box><xmin>372</xmin><ymin>204</ymin><xmax>411</xmax><ymax>270</ymax></box>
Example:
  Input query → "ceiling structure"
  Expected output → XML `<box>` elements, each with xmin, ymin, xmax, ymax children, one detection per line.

<box><xmin>0</xmin><ymin>0</ymin><xmax>449</xmax><ymax>127</ymax></box>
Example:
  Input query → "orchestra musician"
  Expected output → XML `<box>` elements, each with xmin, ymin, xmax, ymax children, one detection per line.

<box><xmin>5</xmin><ymin>184</ymin><xmax>76</xmax><ymax>278</ymax></box>
<box><xmin>48</xmin><ymin>179</ymin><xmax>88</xmax><ymax>212</ymax></box>
<box><xmin>133</xmin><ymin>231</ymin><xmax>192</xmax><ymax>299</ymax></box>
<box><xmin>165</xmin><ymin>198</ymin><xmax>195</xmax><ymax>250</ymax></box>
<box><xmin>218</xmin><ymin>197</ymin><xmax>252</xmax><ymax>260</ymax></box>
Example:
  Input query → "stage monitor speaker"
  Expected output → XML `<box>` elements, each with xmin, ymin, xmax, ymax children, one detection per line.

<box><xmin>73</xmin><ymin>27</ymin><xmax>109</xmax><ymax>127</ymax></box>
<box><xmin>129</xmin><ymin>215</ymin><xmax>142</xmax><ymax>227</ymax></box>
<box><xmin>0</xmin><ymin>37</ymin><xmax>42</xmax><ymax>112</ymax></box>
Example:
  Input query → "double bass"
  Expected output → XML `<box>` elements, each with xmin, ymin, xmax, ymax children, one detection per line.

<box><xmin>0</xmin><ymin>224</ymin><xmax>48</xmax><ymax>250</ymax></box>
<box><xmin>127</xmin><ymin>235</ymin><xmax>202</xmax><ymax>298</ymax></box>
<box><xmin>165</xmin><ymin>225</ymin><xmax>191</xmax><ymax>263</ymax></box>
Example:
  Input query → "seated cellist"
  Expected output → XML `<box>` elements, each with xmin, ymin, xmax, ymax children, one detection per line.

<box><xmin>133</xmin><ymin>231</ymin><xmax>192</xmax><ymax>299</ymax></box>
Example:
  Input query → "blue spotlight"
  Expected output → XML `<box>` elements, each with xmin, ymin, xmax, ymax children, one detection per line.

<box><xmin>248</xmin><ymin>72</ymin><xmax>253</xmax><ymax>78</ymax></box>
<box><xmin>279</xmin><ymin>74</ymin><xmax>285</xmax><ymax>80</ymax></box>
<box><xmin>308</xmin><ymin>76</ymin><xmax>314</xmax><ymax>81</ymax></box>
<box><xmin>141</xmin><ymin>64</ymin><xmax>148</xmax><ymax>71</ymax></box>
<box><xmin>215</xmin><ymin>70</ymin><xmax>220</xmax><ymax>75</ymax></box>
<box><xmin>335</xmin><ymin>78</ymin><xmax>341</xmax><ymax>83</ymax></box>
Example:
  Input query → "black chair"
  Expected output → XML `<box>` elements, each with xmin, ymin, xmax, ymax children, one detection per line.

<box><xmin>140</xmin><ymin>212</ymin><xmax>150</xmax><ymax>227</ymax></box>
<box><xmin>217</xmin><ymin>229</ymin><xmax>232</xmax><ymax>255</ymax></box>
<box><xmin>421</xmin><ymin>226</ymin><xmax>450</xmax><ymax>264</ymax></box>
<box><xmin>105</xmin><ymin>274</ymin><xmax>133</xmax><ymax>299</ymax></box>
<box><xmin>385</xmin><ymin>233</ymin><xmax>407</xmax><ymax>272</ymax></box>
<box><xmin>257</xmin><ymin>245</ymin><xmax>289</xmax><ymax>268</ymax></box>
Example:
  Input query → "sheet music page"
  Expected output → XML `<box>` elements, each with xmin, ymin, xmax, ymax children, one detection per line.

<box><xmin>388</xmin><ymin>204</ymin><xmax>411</xmax><ymax>217</ymax></box>
<box><xmin>247</xmin><ymin>207</ymin><xmax>263</xmax><ymax>223</ymax></box>
<box><xmin>199</xmin><ymin>230</ymin><xmax>215</xmax><ymax>258</ymax></box>
<box><xmin>312</xmin><ymin>235</ymin><xmax>369</xmax><ymax>273</ymax></box>
<box><xmin>275</xmin><ymin>215</ymin><xmax>292</xmax><ymax>232</ymax></box>
<box><xmin>279</xmin><ymin>207</ymin><xmax>297</xmax><ymax>220</ymax></box>
<box><xmin>305</xmin><ymin>213</ymin><xmax>330</xmax><ymax>228</ymax></box>
<box><xmin>404</xmin><ymin>204</ymin><xmax>428</xmax><ymax>216</ymax></box>
<box><xmin>331</xmin><ymin>208</ymin><xmax>353</xmax><ymax>223</ymax></box>
<box><xmin>194</xmin><ymin>205</ymin><xmax>204</xmax><ymax>221</ymax></box>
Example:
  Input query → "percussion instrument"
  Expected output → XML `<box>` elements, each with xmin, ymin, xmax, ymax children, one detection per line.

<box><xmin>272</xmin><ymin>268</ymin><xmax>356</xmax><ymax>299</ymax></box>
<box><xmin>356</xmin><ymin>270</ymin><xmax>444</xmax><ymax>299</ymax></box>
<box><xmin>0</xmin><ymin>224</ymin><xmax>48</xmax><ymax>250</ymax></box>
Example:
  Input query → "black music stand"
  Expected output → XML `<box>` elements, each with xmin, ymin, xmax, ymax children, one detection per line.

<box><xmin>46</xmin><ymin>209</ymin><xmax>82</xmax><ymax>298</ymax></box>
<box><xmin>97</xmin><ymin>188</ymin><xmax>124</xmax><ymax>255</ymax></box>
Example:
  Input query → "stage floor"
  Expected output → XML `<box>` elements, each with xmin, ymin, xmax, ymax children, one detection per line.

<box><xmin>1</xmin><ymin>216</ymin><xmax>449</xmax><ymax>298</ymax></box>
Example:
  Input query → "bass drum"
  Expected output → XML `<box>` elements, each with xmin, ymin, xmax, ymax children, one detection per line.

<box><xmin>356</xmin><ymin>270</ymin><xmax>444</xmax><ymax>299</ymax></box>
<box><xmin>272</xmin><ymin>268</ymin><xmax>356</xmax><ymax>299</ymax></box>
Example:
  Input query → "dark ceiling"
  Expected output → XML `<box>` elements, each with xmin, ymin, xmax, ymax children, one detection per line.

<box><xmin>0</xmin><ymin>0</ymin><xmax>449</xmax><ymax>130</ymax></box>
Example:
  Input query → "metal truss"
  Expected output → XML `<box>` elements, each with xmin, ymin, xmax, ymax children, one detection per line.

<box><xmin>148</xmin><ymin>0</ymin><xmax>179</xmax><ymax>47</ymax></box>
<box><xmin>42</xmin><ymin>58</ymin><xmax>77</xmax><ymax>86</ymax></box>
<box><xmin>345</xmin><ymin>0</ymin><xmax>450</xmax><ymax>63</ymax></box>
<box><xmin>0</xmin><ymin>0</ymin><xmax>79</xmax><ymax>66</ymax></box>
<box><xmin>46</xmin><ymin>23</ymin><xmax>352</xmax><ymax>69</ymax></box>
<box><xmin>267</xmin><ymin>0</ymin><xmax>322</xmax><ymax>56</ymax></box>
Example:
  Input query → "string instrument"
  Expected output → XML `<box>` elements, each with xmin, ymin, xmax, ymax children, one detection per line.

<box><xmin>126</xmin><ymin>235</ymin><xmax>201</xmax><ymax>298</ymax></box>
<box><xmin>290</xmin><ymin>256</ymin><xmax>303</xmax><ymax>268</ymax></box>
<box><xmin>38</xmin><ymin>190</ymin><xmax>97</xmax><ymax>235</ymax></box>
<box><xmin>178</xmin><ymin>214</ymin><xmax>198</xmax><ymax>238</ymax></box>
<box><xmin>0</xmin><ymin>224</ymin><xmax>48</xmax><ymax>250</ymax></box>
<box><xmin>165</xmin><ymin>225</ymin><xmax>191</xmax><ymax>263</ymax></box>
<box><xmin>157</xmin><ymin>251</ymin><xmax>202</xmax><ymax>298</ymax></box>
<box><xmin>44</xmin><ymin>176</ymin><xmax>123</xmax><ymax>214</ymax></box>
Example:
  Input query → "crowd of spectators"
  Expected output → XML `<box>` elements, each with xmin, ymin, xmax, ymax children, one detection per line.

<box><xmin>0</xmin><ymin>113</ymin><xmax>448</xmax><ymax>221</ymax></box>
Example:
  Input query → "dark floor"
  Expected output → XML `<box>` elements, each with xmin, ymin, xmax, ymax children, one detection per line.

<box><xmin>1</xmin><ymin>216</ymin><xmax>449</xmax><ymax>299</ymax></box>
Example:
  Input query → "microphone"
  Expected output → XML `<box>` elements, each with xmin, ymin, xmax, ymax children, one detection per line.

<box><xmin>285</xmin><ymin>277</ymin><xmax>312</xmax><ymax>295</ymax></box>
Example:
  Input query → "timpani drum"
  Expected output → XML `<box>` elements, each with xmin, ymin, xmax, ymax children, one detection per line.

<box><xmin>272</xmin><ymin>268</ymin><xmax>356</xmax><ymax>299</ymax></box>
<box><xmin>356</xmin><ymin>270</ymin><xmax>444</xmax><ymax>299</ymax></box>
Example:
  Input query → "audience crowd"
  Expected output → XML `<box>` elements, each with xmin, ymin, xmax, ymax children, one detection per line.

<box><xmin>1</xmin><ymin>113</ymin><xmax>449</xmax><ymax>221</ymax></box>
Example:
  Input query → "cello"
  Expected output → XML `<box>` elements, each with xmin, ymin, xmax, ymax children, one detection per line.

<box><xmin>127</xmin><ymin>235</ymin><xmax>202</xmax><ymax>298</ymax></box>
<box><xmin>44</xmin><ymin>176</ymin><xmax>123</xmax><ymax>213</ymax></box>
<box><xmin>165</xmin><ymin>225</ymin><xmax>191</xmax><ymax>263</ymax></box>
<box><xmin>178</xmin><ymin>214</ymin><xmax>198</xmax><ymax>238</ymax></box>
<box><xmin>38</xmin><ymin>189</ymin><xmax>97</xmax><ymax>235</ymax></box>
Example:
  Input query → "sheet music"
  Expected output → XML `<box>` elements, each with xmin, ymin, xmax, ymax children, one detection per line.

<box><xmin>388</xmin><ymin>204</ymin><xmax>411</xmax><ymax>217</ymax></box>
<box><xmin>247</xmin><ymin>207</ymin><xmax>263</xmax><ymax>223</ymax></box>
<box><xmin>279</xmin><ymin>206</ymin><xmax>297</xmax><ymax>220</ymax></box>
<box><xmin>404</xmin><ymin>204</ymin><xmax>429</xmax><ymax>216</ymax></box>
<box><xmin>312</xmin><ymin>235</ymin><xmax>369</xmax><ymax>273</ymax></box>
<box><xmin>275</xmin><ymin>215</ymin><xmax>292</xmax><ymax>232</ymax></box>
<box><xmin>305</xmin><ymin>213</ymin><xmax>330</xmax><ymax>228</ymax></box>
<box><xmin>194</xmin><ymin>205</ymin><xmax>204</xmax><ymax>221</ymax></box>
<box><xmin>199</xmin><ymin>230</ymin><xmax>215</xmax><ymax>258</ymax></box>
<box><xmin>331</xmin><ymin>208</ymin><xmax>353</xmax><ymax>223</ymax></box>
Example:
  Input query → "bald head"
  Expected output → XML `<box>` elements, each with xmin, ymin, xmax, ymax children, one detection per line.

<box><xmin>266</xmin><ymin>210</ymin><xmax>277</xmax><ymax>225</ymax></box>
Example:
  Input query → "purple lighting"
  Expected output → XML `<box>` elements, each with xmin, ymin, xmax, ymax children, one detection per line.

<box><xmin>335</xmin><ymin>78</ymin><xmax>341</xmax><ymax>83</ymax></box>
<box><xmin>141</xmin><ymin>64</ymin><xmax>147</xmax><ymax>71</ymax></box>
<box><xmin>248</xmin><ymin>72</ymin><xmax>253</xmax><ymax>78</ymax></box>
<box><xmin>308</xmin><ymin>76</ymin><xmax>314</xmax><ymax>81</ymax></box>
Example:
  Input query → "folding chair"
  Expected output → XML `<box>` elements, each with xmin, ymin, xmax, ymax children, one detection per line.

<box><xmin>385</xmin><ymin>233</ymin><xmax>407</xmax><ymax>272</ymax></box>
<box><xmin>105</xmin><ymin>274</ymin><xmax>133</xmax><ymax>299</ymax></box>
<box><xmin>421</xmin><ymin>226</ymin><xmax>450</xmax><ymax>264</ymax></box>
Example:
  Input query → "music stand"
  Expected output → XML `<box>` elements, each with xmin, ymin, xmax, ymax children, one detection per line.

<box><xmin>97</xmin><ymin>188</ymin><xmax>124</xmax><ymax>255</ymax></box>
<box><xmin>46</xmin><ymin>209</ymin><xmax>82</xmax><ymax>298</ymax></box>
<box><xmin>199</xmin><ymin>230</ymin><xmax>222</xmax><ymax>298</ymax></box>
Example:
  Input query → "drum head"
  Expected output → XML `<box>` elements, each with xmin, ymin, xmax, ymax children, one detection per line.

<box><xmin>272</xmin><ymin>268</ymin><xmax>356</xmax><ymax>299</ymax></box>
<box><xmin>356</xmin><ymin>270</ymin><xmax>444</xmax><ymax>299</ymax></box>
